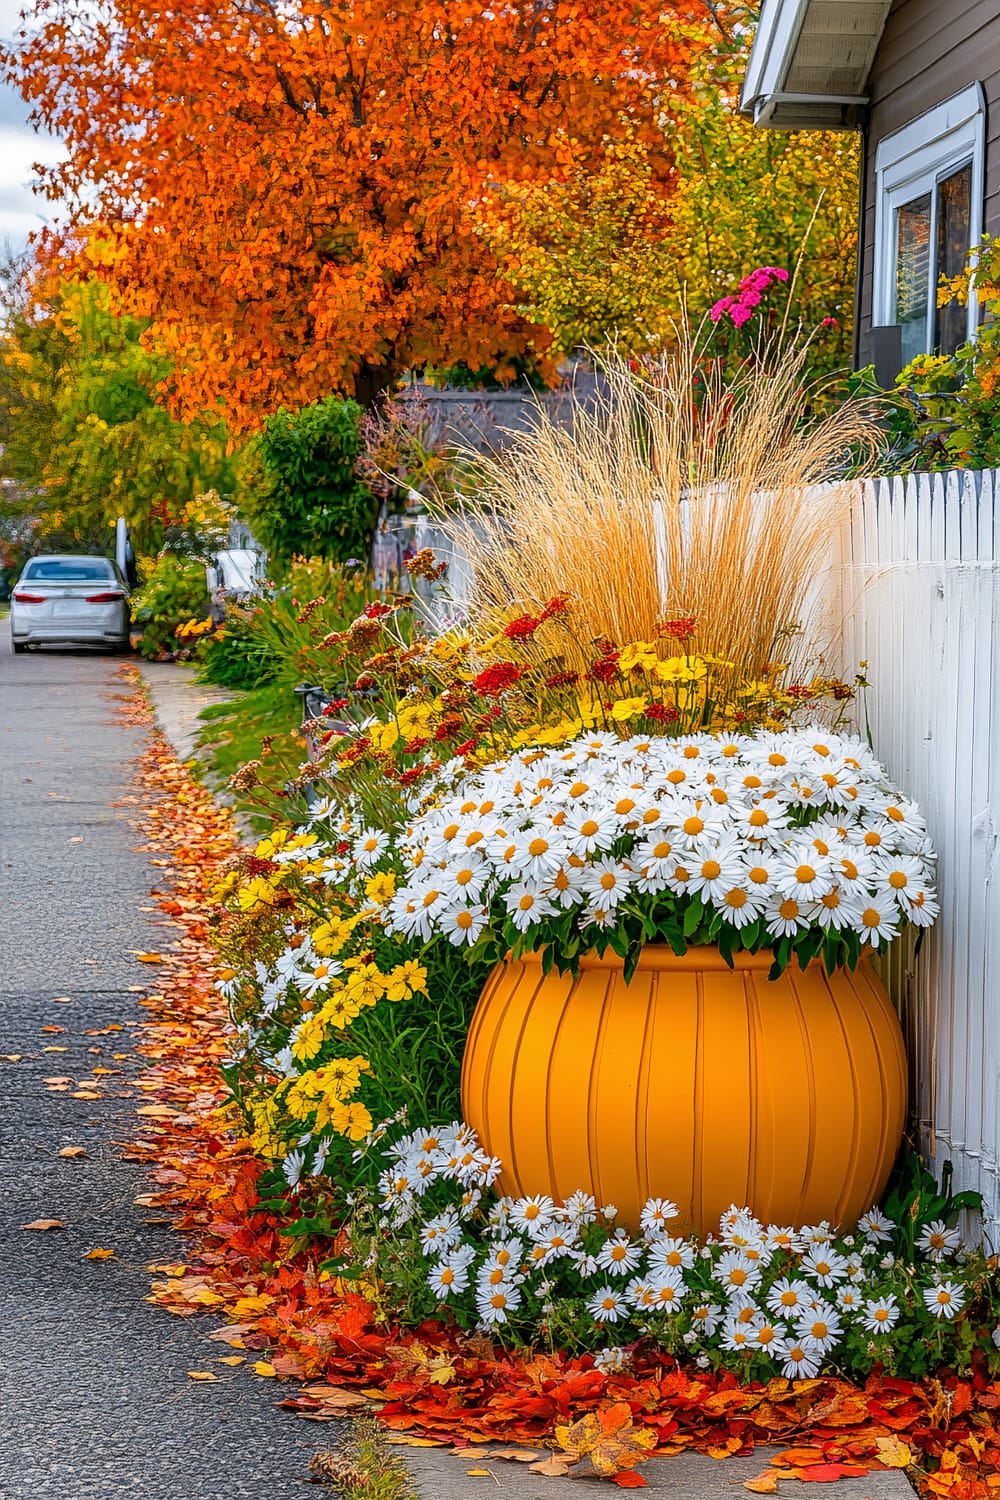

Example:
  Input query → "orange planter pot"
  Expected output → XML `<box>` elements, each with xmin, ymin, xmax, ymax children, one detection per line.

<box><xmin>460</xmin><ymin>946</ymin><xmax>907</xmax><ymax>1236</ymax></box>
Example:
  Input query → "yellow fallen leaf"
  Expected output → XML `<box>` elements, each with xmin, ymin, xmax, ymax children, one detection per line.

<box><xmin>83</xmin><ymin>1248</ymin><xmax>115</xmax><ymax>1260</ymax></box>
<box><xmin>187</xmin><ymin>1371</ymin><xmax>218</xmax><ymax>1382</ymax></box>
<box><xmin>253</xmin><ymin>1361</ymin><xmax>277</xmax><ymax>1377</ymax></box>
<box><xmin>21</xmin><ymin>1219</ymin><xmax>66</xmax><ymax>1230</ymax></box>
<box><xmin>134</xmin><ymin>952</ymin><xmax>164</xmax><ymax>963</ymax></box>
<box><xmin>92</xmin><ymin>1067</ymin><xmax>115</xmax><ymax>1076</ymax></box>
<box><xmin>875</xmin><ymin>1435</ymin><xmax>913</xmax><ymax>1469</ymax></box>
<box><xmin>45</xmin><ymin>1077</ymin><xmax>74</xmax><ymax>1085</ymax></box>
<box><xmin>136</xmin><ymin>1105</ymin><xmax>175</xmax><ymax>1117</ymax></box>
<box><xmin>57</xmin><ymin>1146</ymin><xmax>88</xmax><ymax>1158</ymax></box>
<box><xmin>217</xmin><ymin>1356</ymin><xmax>245</xmax><ymax>1366</ymax></box>
<box><xmin>743</xmin><ymin>1476</ymin><xmax>779</xmax><ymax>1494</ymax></box>
<box><xmin>71</xmin><ymin>1091</ymin><xmax>103</xmax><ymax>1100</ymax></box>
<box><xmin>43</xmin><ymin>1046</ymin><xmax>69</xmax><ymax>1052</ymax></box>
<box><xmin>3</xmin><ymin>1054</ymin><xmax>24</xmax><ymax>1062</ymax></box>
<box><xmin>384</xmin><ymin>1437</ymin><xmax>447</xmax><ymax>1448</ymax></box>
<box><xmin>51</xmin><ymin>996</ymin><xmax>74</xmax><ymax>1002</ymax></box>
<box><xmin>465</xmin><ymin>1470</ymin><xmax>493</xmax><ymax>1478</ymax></box>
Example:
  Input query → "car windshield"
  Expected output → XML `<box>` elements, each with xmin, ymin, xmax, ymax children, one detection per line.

<box><xmin>23</xmin><ymin>558</ymin><xmax>117</xmax><ymax>582</ymax></box>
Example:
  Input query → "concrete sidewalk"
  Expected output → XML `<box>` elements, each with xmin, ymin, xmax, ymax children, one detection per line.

<box><xmin>138</xmin><ymin>657</ymin><xmax>233</xmax><ymax>764</ymax></box>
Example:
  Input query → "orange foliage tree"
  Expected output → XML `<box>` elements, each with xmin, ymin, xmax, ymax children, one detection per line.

<box><xmin>8</xmin><ymin>0</ymin><xmax>716</xmax><ymax>429</ymax></box>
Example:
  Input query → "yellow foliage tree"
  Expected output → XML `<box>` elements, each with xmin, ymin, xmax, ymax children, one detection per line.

<box><xmin>492</xmin><ymin>9</ymin><xmax>859</xmax><ymax>368</ymax></box>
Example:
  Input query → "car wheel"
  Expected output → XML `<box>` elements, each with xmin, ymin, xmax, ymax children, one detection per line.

<box><xmin>11</xmin><ymin>638</ymin><xmax>29</xmax><ymax>654</ymax></box>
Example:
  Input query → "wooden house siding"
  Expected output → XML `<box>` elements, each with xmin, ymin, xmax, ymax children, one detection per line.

<box><xmin>858</xmin><ymin>0</ymin><xmax>1000</xmax><ymax>349</ymax></box>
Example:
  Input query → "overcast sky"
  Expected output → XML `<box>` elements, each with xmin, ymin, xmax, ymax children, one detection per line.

<box><xmin>0</xmin><ymin>0</ymin><xmax>68</xmax><ymax>257</ymax></box>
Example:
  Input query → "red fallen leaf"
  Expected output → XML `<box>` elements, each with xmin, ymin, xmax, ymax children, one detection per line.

<box><xmin>612</xmin><ymin>1472</ymin><xmax>648</xmax><ymax>1488</ymax></box>
<box><xmin>790</xmin><ymin>1464</ymin><xmax>870</xmax><ymax>1482</ymax></box>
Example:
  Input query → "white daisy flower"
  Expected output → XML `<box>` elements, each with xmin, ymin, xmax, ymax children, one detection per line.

<box><xmin>923</xmin><ymin>1281</ymin><xmax>966</xmax><ymax>1319</ymax></box>
<box><xmin>857</xmin><ymin>1206</ymin><xmax>893</xmax><ymax>1242</ymax></box>
<box><xmin>856</xmin><ymin>895</ymin><xmax>902</xmax><ymax>946</ymax></box>
<box><xmin>282</xmin><ymin>1148</ymin><xmax>307</xmax><ymax>1187</ymax></box>
<box><xmin>579</xmin><ymin>858</ymin><xmax>634</xmax><ymax>908</ymax></box>
<box><xmin>773</xmin><ymin>847</ymin><xmax>837</xmax><ymax>901</ymax></box>
<box><xmin>689</xmin><ymin>845</ymin><xmax>745</xmax><ymax>901</ymax></box>
<box><xmin>588</xmin><ymin>1286</ymin><xmax>628</xmax><ymax>1323</ymax></box>
<box><xmin>719</xmin><ymin>1317</ymin><xmax>754</xmax><ymax>1353</ymax></box>
<box><xmin>509</xmin><ymin>1195</ymin><xmax>557</xmax><ymax>1233</ymax></box>
<box><xmin>747</xmin><ymin>1316</ymin><xmax>784</xmax><ymax>1353</ymax></box>
<box><xmin>712</xmin><ymin>882</ymin><xmax>768</xmax><ymax>927</ymax></box>
<box><xmin>766</xmin><ymin>1277</ymin><xmax>814</xmax><ymax>1318</ymax></box>
<box><xmin>638</xmin><ymin>1273</ymin><xmax>688</xmax><ymax>1313</ymax></box>
<box><xmin>712</xmin><ymin>1249</ymin><xmax>762</xmax><ymax>1295</ymax></box>
<box><xmin>647</xmin><ymin>1237</ymin><xmax>697</xmax><ymax>1274</ymax></box>
<box><xmin>440</xmin><ymin>904</ymin><xmax>490</xmax><ymax>946</ymax></box>
<box><xmin>504</xmin><ymin>883</ymin><xmax>556</xmax><ymax>933</ymax></box>
<box><xmin>861</xmin><ymin>1295</ymin><xmax>900</xmax><ymax>1333</ymax></box>
<box><xmin>506</xmin><ymin>832</ymin><xmax>566</xmax><ymax>882</ymax></box>
<box><xmin>689</xmin><ymin>1303</ymin><xmax>723</xmax><ymax>1337</ymax></box>
<box><xmin>795</xmin><ymin>1306</ymin><xmax>842</xmax><ymax>1353</ymax></box>
<box><xmin>917</xmin><ymin>1219</ymin><xmax>963</xmax><ymax>1259</ymax></box>
<box><xmin>419</xmin><ymin>1212</ymin><xmax>463</xmax><ymax>1256</ymax></box>
<box><xmin>764</xmin><ymin>892</ymin><xmax>812</xmax><ymax>938</ymax></box>
<box><xmin>476</xmin><ymin>1283</ymin><xmax>522</xmax><ymax>1326</ymax></box>
<box><xmin>667</xmin><ymin>801</ymin><xmax>732</xmax><ymax>850</ymax></box>
<box><xmin>564</xmin><ymin>1190</ymin><xmax>598</xmax><ymax>1225</ymax></box>
<box><xmin>563</xmin><ymin>806</ymin><xmax>618</xmax><ymax>856</ymax></box>
<box><xmin>764</xmin><ymin>1225</ymin><xmax>805</xmax><ymax>1255</ymax></box>
<box><xmin>802</xmin><ymin>1248</ymin><xmax>849</xmax><ymax>1287</ymax></box>
<box><xmin>352</xmin><ymin>828</ymin><xmax>389</xmax><ymax>870</ymax></box>
<box><xmin>836</xmin><ymin>1285</ymin><xmax>864</xmax><ymax>1313</ymax></box>
<box><xmin>905</xmin><ymin>886</ymin><xmax>941</xmax><ymax>927</ymax></box>
<box><xmin>595</xmin><ymin>1229</ymin><xmax>644</xmax><ymax>1277</ymax></box>
<box><xmin>640</xmin><ymin>1197</ymin><xmax>680</xmax><ymax>1237</ymax></box>
<box><xmin>733</xmin><ymin>801</ymin><xmax>791</xmax><ymax>842</ymax></box>
<box><xmin>773</xmin><ymin>1337</ymin><xmax>823</xmax><ymax>1379</ymax></box>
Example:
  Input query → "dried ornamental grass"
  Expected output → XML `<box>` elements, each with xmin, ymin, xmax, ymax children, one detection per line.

<box><xmin>443</xmin><ymin>341</ymin><xmax>881</xmax><ymax>685</ymax></box>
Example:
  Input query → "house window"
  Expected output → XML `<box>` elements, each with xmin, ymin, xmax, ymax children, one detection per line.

<box><xmin>873</xmin><ymin>84</ymin><xmax>985</xmax><ymax>362</ymax></box>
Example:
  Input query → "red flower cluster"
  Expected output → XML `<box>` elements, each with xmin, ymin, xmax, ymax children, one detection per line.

<box><xmin>661</xmin><ymin>616</ymin><xmax>697</xmax><ymax>642</ymax></box>
<box><xmin>546</xmin><ymin>670</ymin><xmax>580</xmax><ymax>689</ymax></box>
<box><xmin>645</xmin><ymin>703</ymin><xmax>680</xmax><ymax>722</ymax></box>
<box><xmin>503</xmin><ymin>613</ymin><xmax>541</xmax><ymax>639</ymax></box>
<box><xmin>473</xmin><ymin>662</ymin><xmax>524</xmax><ymax>697</ymax></box>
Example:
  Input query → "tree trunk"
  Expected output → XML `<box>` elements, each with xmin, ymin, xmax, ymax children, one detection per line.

<box><xmin>353</xmin><ymin>360</ymin><xmax>399</xmax><ymax>411</ymax></box>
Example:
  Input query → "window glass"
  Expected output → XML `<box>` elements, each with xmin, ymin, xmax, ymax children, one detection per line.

<box><xmin>23</xmin><ymin>558</ymin><xmax>116</xmax><ymax>581</ymax></box>
<box><xmin>935</xmin><ymin>163</ymin><xmax>972</xmax><ymax>355</ymax></box>
<box><xmin>896</xmin><ymin>192</ymin><xmax>931</xmax><ymax>366</ymax></box>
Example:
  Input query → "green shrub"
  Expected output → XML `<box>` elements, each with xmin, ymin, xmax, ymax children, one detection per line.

<box><xmin>239</xmin><ymin>398</ymin><xmax>378</xmax><ymax>565</ymax></box>
<box><xmin>131</xmin><ymin>552</ymin><xmax>211</xmax><ymax>658</ymax></box>
<box><xmin>199</xmin><ymin>608</ymin><xmax>279</xmax><ymax>690</ymax></box>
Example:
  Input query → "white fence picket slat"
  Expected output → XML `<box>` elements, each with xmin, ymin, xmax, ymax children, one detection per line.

<box><xmin>836</xmin><ymin>467</ymin><xmax>1000</xmax><ymax>1244</ymax></box>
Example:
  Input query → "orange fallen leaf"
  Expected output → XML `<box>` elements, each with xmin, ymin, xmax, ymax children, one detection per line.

<box><xmin>790</xmin><ymin>1464</ymin><xmax>869</xmax><ymax>1483</ymax></box>
<box><xmin>773</xmin><ymin>1449</ymin><xmax>827</xmax><ymax>1468</ymax></box>
<box><xmin>41</xmin><ymin>1025</ymin><xmax>65</xmax><ymax>1034</ymax></box>
<box><xmin>57</xmin><ymin>1146</ymin><xmax>88</xmax><ymax>1158</ymax></box>
<box><xmin>744</xmin><ymin>1474</ymin><xmax>780</xmax><ymax>1494</ymax></box>
<box><xmin>21</xmin><ymin>1219</ymin><xmax>66</xmax><ymax>1230</ymax></box>
<box><xmin>612</xmin><ymin>1473</ymin><xmax>648</xmax><ymax>1490</ymax></box>
<box><xmin>556</xmin><ymin>1404</ymin><xmax>656</xmax><ymax>1478</ymax></box>
<box><xmin>466</xmin><ymin>1470</ymin><xmax>494</xmax><ymax>1478</ymax></box>
<box><xmin>83</xmin><ymin>1248</ymin><xmax>115</xmax><ymax>1260</ymax></box>
<box><xmin>482</xmin><ymin>1448</ymin><xmax>542</xmax><ymax>1462</ymax></box>
<box><xmin>187</xmin><ymin>1371</ymin><xmax>218</xmax><ymax>1381</ymax></box>
<box><xmin>134</xmin><ymin>952</ymin><xmax>164</xmax><ymax>963</ymax></box>
<box><xmin>71</xmin><ymin>1090</ymin><xmax>103</xmax><ymax>1100</ymax></box>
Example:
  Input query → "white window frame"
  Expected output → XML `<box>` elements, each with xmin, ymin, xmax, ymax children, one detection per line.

<box><xmin>872</xmin><ymin>82</ymin><xmax>986</xmax><ymax>351</ymax></box>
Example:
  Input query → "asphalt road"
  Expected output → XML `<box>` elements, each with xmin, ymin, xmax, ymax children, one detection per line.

<box><xmin>0</xmin><ymin>625</ymin><xmax>328</xmax><ymax>1500</ymax></box>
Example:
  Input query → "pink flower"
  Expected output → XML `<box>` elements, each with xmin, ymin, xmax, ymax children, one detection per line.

<box><xmin>709</xmin><ymin>297</ymin><xmax>734</xmax><ymax>324</ymax></box>
<box><xmin>730</xmin><ymin>304</ymin><xmax>754</xmax><ymax>328</ymax></box>
<box><xmin>820</xmin><ymin>316</ymin><xmax>838</xmax><ymax>329</ymax></box>
<box><xmin>739</xmin><ymin>288</ymin><xmax>762</xmax><ymax>309</ymax></box>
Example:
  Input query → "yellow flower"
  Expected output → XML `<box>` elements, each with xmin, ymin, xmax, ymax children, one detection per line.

<box><xmin>369</xmin><ymin>720</ymin><xmax>401</xmax><ymax>753</ymax></box>
<box><xmin>312</xmin><ymin>917</ymin><xmax>354</xmax><ymax>956</ymax></box>
<box><xmin>332</xmin><ymin>1101</ymin><xmax>374</xmax><ymax>1141</ymax></box>
<box><xmin>610</xmin><ymin>696</ymin><xmax>648</xmax><ymax>722</ymax></box>
<box><xmin>319</xmin><ymin>991</ymin><xmax>363</xmax><ymax>1029</ymax></box>
<box><xmin>383</xmin><ymin>959</ymin><xmax>428</xmax><ymax>1003</ymax></box>
<box><xmin>291</xmin><ymin>1012</ymin><xmax>327</xmax><ymax>1062</ymax></box>
<box><xmin>364</xmin><ymin>871</ymin><xmax>397</xmax><ymax>906</ymax></box>
<box><xmin>655</xmin><ymin>655</ymin><xmax>708</xmax><ymax>683</ymax></box>
<box><xmin>397</xmin><ymin>702</ymin><xmax>434</xmax><ymax>738</ymax></box>
<box><xmin>618</xmin><ymin>641</ymin><xmax>658</xmax><ymax>673</ymax></box>
<box><xmin>236</xmin><ymin>876</ymin><xmax>281</xmax><ymax>912</ymax></box>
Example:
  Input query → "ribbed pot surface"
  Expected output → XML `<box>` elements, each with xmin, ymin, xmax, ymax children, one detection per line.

<box><xmin>460</xmin><ymin>946</ymin><xmax>907</xmax><ymax>1235</ymax></box>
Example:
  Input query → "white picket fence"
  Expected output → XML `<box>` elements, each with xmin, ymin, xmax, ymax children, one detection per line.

<box><xmin>837</xmin><ymin>468</ymin><xmax>1000</xmax><ymax>1244</ymax></box>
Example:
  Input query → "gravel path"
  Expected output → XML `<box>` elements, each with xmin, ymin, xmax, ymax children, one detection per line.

<box><xmin>0</xmin><ymin>626</ymin><xmax>327</xmax><ymax>1499</ymax></box>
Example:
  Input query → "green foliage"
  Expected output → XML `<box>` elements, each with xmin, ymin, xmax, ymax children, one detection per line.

<box><xmin>130</xmin><ymin>552</ymin><xmax>211</xmax><ymax>658</ymax></box>
<box><xmin>876</xmin><ymin>236</ymin><xmax>1000</xmax><ymax>470</ymax></box>
<box><xmin>882</xmin><ymin>1145</ymin><xmax>983</xmax><ymax>1264</ymax></box>
<box><xmin>0</xmin><ymin>267</ymin><xmax>235</xmax><ymax>553</ymax></box>
<box><xmin>239</xmin><ymin>398</ymin><xmax>378</xmax><ymax>565</ymax></box>
<box><xmin>199</xmin><ymin>612</ymin><xmax>279</xmax><ymax>691</ymax></box>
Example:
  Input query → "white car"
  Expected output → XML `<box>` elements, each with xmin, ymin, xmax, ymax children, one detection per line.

<box><xmin>10</xmin><ymin>554</ymin><xmax>131</xmax><ymax>654</ymax></box>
